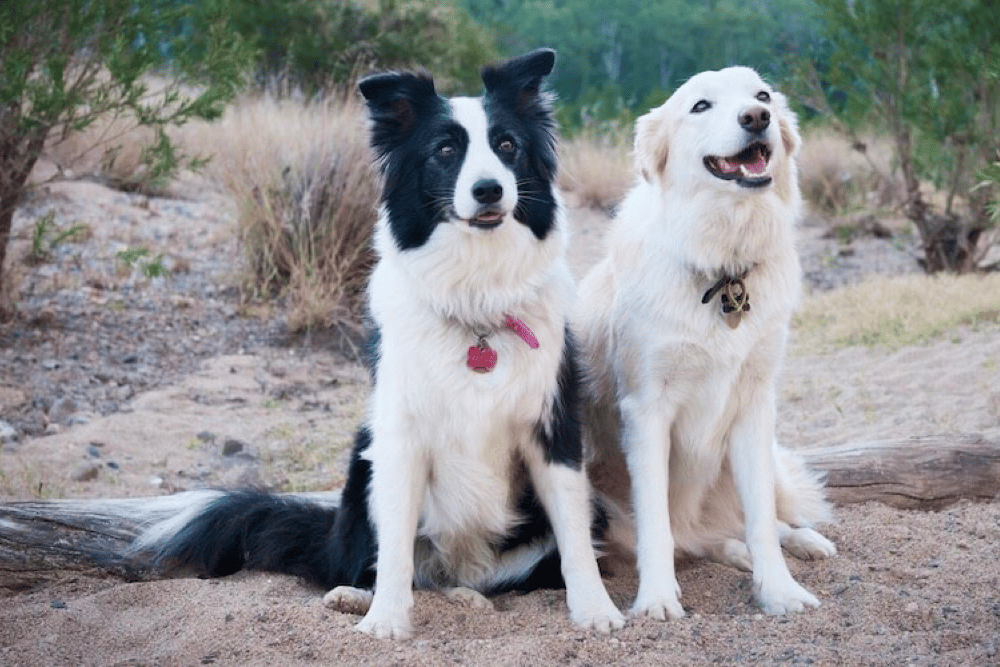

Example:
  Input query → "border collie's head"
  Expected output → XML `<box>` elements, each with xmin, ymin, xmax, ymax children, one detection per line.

<box><xmin>359</xmin><ymin>49</ymin><xmax>558</xmax><ymax>252</ymax></box>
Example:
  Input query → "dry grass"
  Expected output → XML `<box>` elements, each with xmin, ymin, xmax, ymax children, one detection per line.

<box><xmin>792</xmin><ymin>273</ymin><xmax>1000</xmax><ymax>353</ymax></box>
<box><xmin>177</xmin><ymin>91</ymin><xmax>378</xmax><ymax>332</ymax></box>
<box><xmin>558</xmin><ymin>128</ymin><xmax>635</xmax><ymax>213</ymax></box>
<box><xmin>38</xmin><ymin>75</ymin><xmax>211</xmax><ymax>195</ymax></box>
<box><xmin>41</xmin><ymin>116</ymin><xmax>170</xmax><ymax>194</ymax></box>
<box><xmin>797</xmin><ymin>128</ymin><xmax>900</xmax><ymax>217</ymax></box>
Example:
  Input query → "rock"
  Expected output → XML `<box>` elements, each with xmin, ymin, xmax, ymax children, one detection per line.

<box><xmin>47</xmin><ymin>397</ymin><xmax>77</xmax><ymax>424</ymax></box>
<box><xmin>0</xmin><ymin>420</ymin><xmax>18</xmax><ymax>444</ymax></box>
<box><xmin>221</xmin><ymin>438</ymin><xmax>247</xmax><ymax>456</ymax></box>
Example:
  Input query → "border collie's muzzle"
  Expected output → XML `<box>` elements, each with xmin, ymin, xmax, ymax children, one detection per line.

<box><xmin>468</xmin><ymin>178</ymin><xmax>506</xmax><ymax>229</ymax></box>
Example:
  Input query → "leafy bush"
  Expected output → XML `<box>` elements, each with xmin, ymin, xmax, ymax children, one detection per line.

<box><xmin>234</xmin><ymin>0</ymin><xmax>499</xmax><ymax>94</ymax></box>
<box><xmin>792</xmin><ymin>0</ymin><xmax>1000</xmax><ymax>272</ymax></box>
<box><xmin>0</xmin><ymin>0</ymin><xmax>252</xmax><ymax>309</ymax></box>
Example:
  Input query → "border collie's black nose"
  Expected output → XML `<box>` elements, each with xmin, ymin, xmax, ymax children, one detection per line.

<box><xmin>472</xmin><ymin>179</ymin><xmax>503</xmax><ymax>205</ymax></box>
<box><xmin>740</xmin><ymin>106</ymin><xmax>770</xmax><ymax>133</ymax></box>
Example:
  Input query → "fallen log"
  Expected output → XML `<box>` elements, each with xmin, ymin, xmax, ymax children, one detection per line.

<box><xmin>799</xmin><ymin>433</ymin><xmax>1000</xmax><ymax>510</ymax></box>
<box><xmin>0</xmin><ymin>435</ymin><xmax>997</xmax><ymax>590</ymax></box>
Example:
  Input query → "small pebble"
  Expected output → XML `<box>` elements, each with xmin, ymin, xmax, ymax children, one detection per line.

<box><xmin>222</xmin><ymin>439</ymin><xmax>246</xmax><ymax>456</ymax></box>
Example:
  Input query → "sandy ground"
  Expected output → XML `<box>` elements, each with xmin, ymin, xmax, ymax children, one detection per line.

<box><xmin>1</xmin><ymin>182</ymin><xmax>999</xmax><ymax>666</ymax></box>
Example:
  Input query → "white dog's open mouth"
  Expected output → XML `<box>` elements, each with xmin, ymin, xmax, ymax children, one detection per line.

<box><xmin>703</xmin><ymin>142</ymin><xmax>773</xmax><ymax>188</ymax></box>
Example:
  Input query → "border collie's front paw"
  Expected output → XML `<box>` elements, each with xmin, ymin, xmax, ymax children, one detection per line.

<box><xmin>444</xmin><ymin>586</ymin><xmax>494</xmax><ymax>610</ymax></box>
<box><xmin>355</xmin><ymin>610</ymin><xmax>413</xmax><ymax>640</ymax></box>
<box><xmin>323</xmin><ymin>586</ymin><xmax>374</xmax><ymax>615</ymax></box>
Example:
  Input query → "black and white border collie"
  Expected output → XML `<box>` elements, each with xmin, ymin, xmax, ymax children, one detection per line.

<box><xmin>136</xmin><ymin>49</ymin><xmax>624</xmax><ymax>640</ymax></box>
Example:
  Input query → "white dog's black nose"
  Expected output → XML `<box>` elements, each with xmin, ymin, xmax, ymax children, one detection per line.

<box><xmin>472</xmin><ymin>179</ymin><xmax>503</xmax><ymax>205</ymax></box>
<box><xmin>740</xmin><ymin>106</ymin><xmax>770</xmax><ymax>133</ymax></box>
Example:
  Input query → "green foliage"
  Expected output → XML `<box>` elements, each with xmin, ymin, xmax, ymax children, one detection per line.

<box><xmin>0</xmin><ymin>0</ymin><xmax>252</xmax><ymax>300</ymax></box>
<box><xmin>115</xmin><ymin>246</ymin><xmax>171</xmax><ymax>279</ymax></box>
<box><xmin>28</xmin><ymin>211</ymin><xmax>89</xmax><ymax>264</ymax></box>
<box><xmin>232</xmin><ymin>0</ymin><xmax>499</xmax><ymax>93</ymax></box>
<box><xmin>459</xmin><ymin>0</ymin><xmax>821</xmax><ymax>128</ymax></box>
<box><xmin>793</xmin><ymin>0</ymin><xmax>1000</xmax><ymax>272</ymax></box>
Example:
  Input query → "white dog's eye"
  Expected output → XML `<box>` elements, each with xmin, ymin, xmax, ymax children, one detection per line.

<box><xmin>691</xmin><ymin>100</ymin><xmax>711</xmax><ymax>113</ymax></box>
<box><xmin>756</xmin><ymin>91</ymin><xmax>771</xmax><ymax>103</ymax></box>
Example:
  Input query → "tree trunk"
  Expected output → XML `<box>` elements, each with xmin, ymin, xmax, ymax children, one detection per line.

<box><xmin>0</xmin><ymin>125</ymin><xmax>48</xmax><ymax>305</ymax></box>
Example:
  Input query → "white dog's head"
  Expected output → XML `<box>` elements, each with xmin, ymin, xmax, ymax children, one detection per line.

<box><xmin>635</xmin><ymin>67</ymin><xmax>800</xmax><ymax>203</ymax></box>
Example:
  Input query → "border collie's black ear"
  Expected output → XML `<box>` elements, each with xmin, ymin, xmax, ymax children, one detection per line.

<box><xmin>481</xmin><ymin>48</ymin><xmax>556</xmax><ymax>112</ymax></box>
<box><xmin>358</xmin><ymin>72</ymin><xmax>440</xmax><ymax>163</ymax></box>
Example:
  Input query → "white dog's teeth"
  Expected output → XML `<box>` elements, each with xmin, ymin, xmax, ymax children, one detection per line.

<box><xmin>718</xmin><ymin>158</ymin><xmax>738</xmax><ymax>174</ymax></box>
<box><xmin>739</xmin><ymin>164</ymin><xmax>769</xmax><ymax>178</ymax></box>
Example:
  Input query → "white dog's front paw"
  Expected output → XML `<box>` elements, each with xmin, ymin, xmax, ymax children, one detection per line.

<box><xmin>755</xmin><ymin>576</ymin><xmax>820</xmax><ymax>615</ymax></box>
<box><xmin>781</xmin><ymin>527</ymin><xmax>837</xmax><ymax>561</ymax></box>
<box><xmin>355</xmin><ymin>609</ymin><xmax>414</xmax><ymax>640</ymax></box>
<box><xmin>322</xmin><ymin>586</ymin><xmax>373</xmax><ymax>615</ymax></box>
<box><xmin>568</xmin><ymin>592</ymin><xmax>626</xmax><ymax>633</ymax></box>
<box><xmin>630</xmin><ymin>579</ymin><xmax>685</xmax><ymax>620</ymax></box>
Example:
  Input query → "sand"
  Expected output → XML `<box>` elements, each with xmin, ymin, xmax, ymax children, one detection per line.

<box><xmin>2</xmin><ymin>183</ymin><xmax>999</xmax><ymax>666</ymax></box>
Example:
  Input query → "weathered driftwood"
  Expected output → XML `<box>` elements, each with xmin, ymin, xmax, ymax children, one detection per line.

<box><xmin>0</xmin><ymin>436</ymin><xmax>997</xmax><ymax>589</ymax></box>
<box><xmin>800</xmin><ymin>433</ymin><xmax>1000</xmax><ymax>510</ymax></box>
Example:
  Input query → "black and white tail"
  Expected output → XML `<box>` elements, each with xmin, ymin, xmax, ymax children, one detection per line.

<box><xmin>135</xmin><ymin>428</ymin><xmax>378</xmax><ymax>591</ymax></box>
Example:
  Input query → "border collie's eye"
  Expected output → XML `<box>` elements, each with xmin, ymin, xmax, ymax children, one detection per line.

<box><xmin>498</xmin><ymin>139</ymin><xmax>515</xmax><ymax>153</ymax></box>
<box><xmin>438</xmin><ymin>144</ymin><xmax>455</xmax><ymax>158</ymax></box>
<box><xmin>691</xmin><ymin>100</ymin><xmax>711</xmax><ymax>113</ymax></box>
<box><xmin>756</xmin><ymin>91</ymin><xmax>771</xmax><ymax>103</ymax></box>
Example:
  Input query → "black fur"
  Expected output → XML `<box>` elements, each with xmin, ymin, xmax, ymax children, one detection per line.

<box><xmin>536</xmin><ymin>327</ymin><xmax>585</xmax><ymax>469</ymax></box>
<box><xmin>155</xmin><ymin>428</ymin><xmax>377</xmax><ymax>590</ymax></box>
<box><xmin>359</xmin><ymin>48</ymin><xmax>559</xmax><ymax>251</ymax></box>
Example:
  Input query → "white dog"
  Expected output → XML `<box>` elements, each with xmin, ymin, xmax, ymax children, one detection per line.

<box><xmin>576</xmin><ymin>67</ymin><xmax>836</xmax><ymax>620</ymax></box>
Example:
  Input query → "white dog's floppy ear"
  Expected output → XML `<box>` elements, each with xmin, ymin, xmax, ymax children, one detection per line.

<box><xmin>773</xmin><ymin>90</ymin><xmax>801</xmax><ymax>158</ymax></box>
<box><xmin>635</xmin><ymin>104</ymin><xmax>671</xmax><ymax>184</ymax></box>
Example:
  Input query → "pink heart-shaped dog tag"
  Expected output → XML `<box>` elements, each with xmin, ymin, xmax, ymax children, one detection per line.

<box><xmin>467</xmin><ymin>340</ymin><xmax>497</xmax><ymax>373</ymax></box>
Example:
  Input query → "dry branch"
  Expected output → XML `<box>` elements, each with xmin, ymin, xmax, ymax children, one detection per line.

<box><xmin>0</xmin><ymin>436</ymin><xmax>997</xmax><ymax>589</ymax></box>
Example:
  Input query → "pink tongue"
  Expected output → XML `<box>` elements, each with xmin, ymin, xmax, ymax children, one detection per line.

<box><xmin>745</xmin><ymin>153</ymin><xmax>768</xmax><ymax>175</ymax></box>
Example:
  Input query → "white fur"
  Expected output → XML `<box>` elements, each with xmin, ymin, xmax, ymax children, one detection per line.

<box><xmin>354</xmin><ymin>96</ymin><xmax>623</xmax><ymax>639</ymax></box>
<box><xmin>450</xmin><ymin>97</ymin><xmax>520</xmax><ymax>221</ymax></box>
<box><xmin>576</xmin><ymin>67</ymin><xmax>835</xmax><ymax>620</ymax></box>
